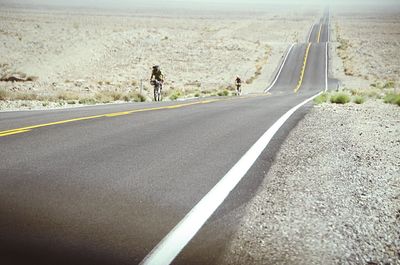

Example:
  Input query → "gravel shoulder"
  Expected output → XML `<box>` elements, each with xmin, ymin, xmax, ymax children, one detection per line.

<box><xmin>220</xmin><ymin>100</ymin><xmax>400</xmax><ymax>265</ymax></box>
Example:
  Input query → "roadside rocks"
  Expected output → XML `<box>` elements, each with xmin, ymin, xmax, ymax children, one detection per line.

<box><xmin>220</xmin><ymin>100</ymin><xmax>400</xmax><ymax>265</ymax></box>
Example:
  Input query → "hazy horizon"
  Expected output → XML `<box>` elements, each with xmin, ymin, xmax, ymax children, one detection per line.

<box><xmin>2</xmin><ymin>0</ymin><xmax>400</xmax><ymax>11</ymax></box>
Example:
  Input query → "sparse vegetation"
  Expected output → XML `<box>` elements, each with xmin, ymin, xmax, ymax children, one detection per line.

<box><xmin>313</xmin><ymin>92</ymin><xmax>329</xmax><ymax>104</ymax></box>
<box><xmin>128</xmin><ymin>92</ymin><xmax>146</xmax><ymax>102</ymax></box>
<box><xmin>383</xmin><ymin>93</ymin><xmax>400</xmax><ymax>106</ymax></box>
<box><xmin>350</xmin><ymin>88</ymin><xmax>383</xmax><ymax>99</ymax></box>
<box><xmin>169</xmin><ymin>91</ymin><xmax>182</xmax><ymax>101</ymax></box>
<box><xmin>14</xmin><ymin>92</ymin><xmax>38</xmax><ymax>101</ymax></box>
<box><xmin>353</xmin><ymin>95</ymin><xmax>365</xmax><ymax>104</ymax></box>
<box><xmin>330</xmin><ymin>92</ymin><xmax>351</xmax><ymax>104</ymax></box>
<box><xmin>78</xmin><ymin>98</ymin><xmax>96</xmax><ymax>105</ymax></box>
<box><xmin>0</xmin><ymin>89</ymin><xmax>9</xmax><ymax>100</ymax></box>
<box><xmin>109</xmin><ymin>91</ymin><xmax>123</xmax><ymax>101</ymax></box>
<box><xmin>57</xmin><ymin>91</ymin><xmax>79</xmax><ymax>101</ymax></box>
<box><xmin>382</xmin><ymin>81</ymin><xmax>395</xmax><ymax>89</ymax></box>
<box><xmin>94</xmin><ymin>92</ymin><xmax>112</xmax><ymax>103</ymax></box>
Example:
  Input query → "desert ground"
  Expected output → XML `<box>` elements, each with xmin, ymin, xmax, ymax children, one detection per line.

<box><xmin>0</xmin><ymin>5</ymin><xmax>316</xmax><ymax>110</ymax></box>
<box><xmin>330</xmin><ymin>6</ymin><xmax>400</xmax><ymax>91</ymax></box>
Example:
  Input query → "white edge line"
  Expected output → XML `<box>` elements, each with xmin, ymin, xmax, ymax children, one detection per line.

<box><xmin>325</xmin><ymin>42</ymin><xmax>328</xmax><ymax>92</ymax></box>
<box><xmin>264</xmin><ymin>43</ymin><xmax>295</xmax><ymax>93</ymax></box>
<box><xmin>139</xmin><ymin>91</ymin><xmax>324</xmax><ymax>265</ymax></box>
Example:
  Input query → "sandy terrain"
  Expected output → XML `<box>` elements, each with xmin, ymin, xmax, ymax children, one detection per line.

<box><xmin>221</xmin><ymin>100</ymin><xmax>400</xmax><ymax>265</ymax></box>
<box><xmin>330</xmin><ymin>7</ymin><xmax>400</xmax><ymax>90</ymax></box>
<box><xmin>0</xmin><ymin>5</ymin><xmax>317</xmax><ymax>109</ymax></box>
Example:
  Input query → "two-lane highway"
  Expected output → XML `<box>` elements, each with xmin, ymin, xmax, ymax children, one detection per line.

<box><xmin>1</xmin><ymin>11</ymin><xmax>334</xmax><ymax>265</ymax></box>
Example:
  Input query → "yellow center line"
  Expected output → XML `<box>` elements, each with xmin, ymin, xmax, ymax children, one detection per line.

<box><xmin>294</xmin><ymin>42</ymin><xmax>312</xmax><ymax>93</ymax></box>
<box><xmin>104</xmin><ymin>111</ymin><xmax>131</xmax><ymax>117</ymax></box>
<box><xmin>317</xmin><ymin>24</ymin><xmax>323</xmax><ymax>43</ymax></box>
<box><xmin>0</xmin><ymin>96</ymin><xmax>263</xmax><ymax>138</ymax></box>
<box><xmin>0</xmin><ymin>129</ymin><xmax>31</xmax><ymax>137</ymax></box>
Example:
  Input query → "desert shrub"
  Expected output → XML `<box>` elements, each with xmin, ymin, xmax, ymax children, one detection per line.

<box><xmin>96</xmin><ymin>91</ymin><xmax>123</xmax><ymax>101</ymax></box>
<box><xmin>365</xmin><ymin>89</ymin><xmax>383</xmax><ymax>99</ymax></box>
<box><xmin>67</xmin><ymin>100</ymin><xmax>76</xmax><ymax>104</ymax></box>
<box><xmin>383</xmin><ymin>93</ymin><xmax>400</xmax><ymax>106</ymax></box>
<box><xmin>169</xmin><ymin>91</ymin><xmax>181</xmax><ymax>101</ymax></box>
<box><xmin>78</xmin><ymin>98</ymin><xmax>96</xmax><ymax>105</ymax></box>
<box><xmin>349</xmin><ymin>88</ymin><xmax>382</xmax><ymax>99</ymax></box>
<box><xmin>110</xmin><ymin>91</ymin><xmax>123</xmax><ymax>101</ymax></box>
<box><xmin>132</xmin><ymin>93</ymin><xmax>146</xmax><ymax>102</ymax></box>
<box><xmin>382</xmin><ymin>81</ymin><xmax>395</xmax><ymax>89</ymax></box>
<box><xmin>42</xmin><ymin>102</ymin><xmax>49</xmax><ymax>107</ymax></box>
<box><xmin>57</xmin><ymin>91</ymin><xmax>79</xmax><ymax>100</ymax></box>
<box><xmin>95</xmin><ymin>92</ymin><xmax>112</xmax><ymax>103</ymax></box>
<box><xmin>313</xmin><ymin>92</ymin><xmax>329</xmax><ymax>104</ymax></box>
<box><xmin>330</xmin><ymin>92</ymin><xmax>350</xmax><ymax>104</ymax></box>
<box><xmin>194</xmin><ymin>93</ymin><xmax>200</xmax><ymax>97</ymax></box>
<box><xmin>344</xmin><ymin>67</ymin><xmax>354</xmax><ymax>76</ymax></box>
<box><xmin>36</xmin><ymin>94</ymin><xmax>49</xmax><ymax>101</ymax></box>
<box><xmin>124</xmin><ymin>91</ymin><xmax>146</xmax><ymax>102</ymax></box>
<box><xmin>337</xmin><ymin>39</ymin><xmax>349</xmax><ymax>50</ymax></box>
<box><xmin>353</xmin><ymin>95</ymin><xmax>365</xmax><ymax>104</ymax></box>
<box><xmin>14</xmin><ymin>92</ymin><xmax>38</xmax><ymax>100</ymax></box>
<box><xmin>223</xmin><ymin>90</ymin><xmax>229</xmax><ymax>96</ymax></box>
<box><xmin>0</xmin><ymin>89</ymin><xmax>9</xmax><ymax>100</ymax></box>
<box><xmin>217</xmin><ymin>91</ymin><xmax>224</xmax><ymax>96</ymax></box>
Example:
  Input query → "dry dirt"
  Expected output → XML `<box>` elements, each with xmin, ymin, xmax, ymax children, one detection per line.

<box><xmin>330</xmin><ymin>7</ymin><xmax>400</xmax><ymax>90</ymax></box>
<box><xmin>221</xmin><ymin>99</ymin><xmax>400</xmax><ymax>265</ymax></box>
<box><xmin>0</xmin><ymin>5</ymin><xmax>317</xmax><ymax>110</ymax></box>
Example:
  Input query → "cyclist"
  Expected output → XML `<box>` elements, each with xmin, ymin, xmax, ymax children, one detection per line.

<box><xmin>150</xmin><ymin>65</ymin><xmax>164</xmax><ymax>101</ymax></box>
<box><xmin>235</xmin><ymin>75</ymin><xmax>242</xmax><ymax>96</ymax></box>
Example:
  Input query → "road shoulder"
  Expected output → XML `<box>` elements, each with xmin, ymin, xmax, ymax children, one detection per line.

<box><xmin>219</xmin><ymin>100</ymin><xmax>400</xmax><ymax>265</ymax></box>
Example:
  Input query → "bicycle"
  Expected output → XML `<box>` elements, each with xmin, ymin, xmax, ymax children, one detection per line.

<box><xmin>151</xmin><ymin>80</ymin><xmax>162</xmax><ymax>101</ymax></box>
<box><xmin>236</xmin><ymin>84</ymin><xmax>242</xmax><ymax>96</ymax></box>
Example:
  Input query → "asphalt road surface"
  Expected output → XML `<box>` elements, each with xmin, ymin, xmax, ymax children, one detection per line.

<box><xmin>0</xmin><ymin>12</ymin><xmax>334</xmax><ymax>265</ymax></box>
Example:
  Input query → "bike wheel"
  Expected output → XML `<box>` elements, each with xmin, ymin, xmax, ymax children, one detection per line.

<box><xmin>154</xmin><ymin>86</ymin><xmax>161</xmax><ymax>101</ymax></box>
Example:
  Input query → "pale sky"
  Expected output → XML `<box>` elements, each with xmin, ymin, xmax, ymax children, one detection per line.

<box><xmin>2</xmin><ymin>0</ymin><xmax>400</xmax><ymax>9</ymax></box>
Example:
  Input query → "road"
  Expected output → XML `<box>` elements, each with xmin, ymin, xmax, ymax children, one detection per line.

<box><xmin>0</xmin><ymin>12</ymin><xmax>334</xmax><ymax>265</ymax></box>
